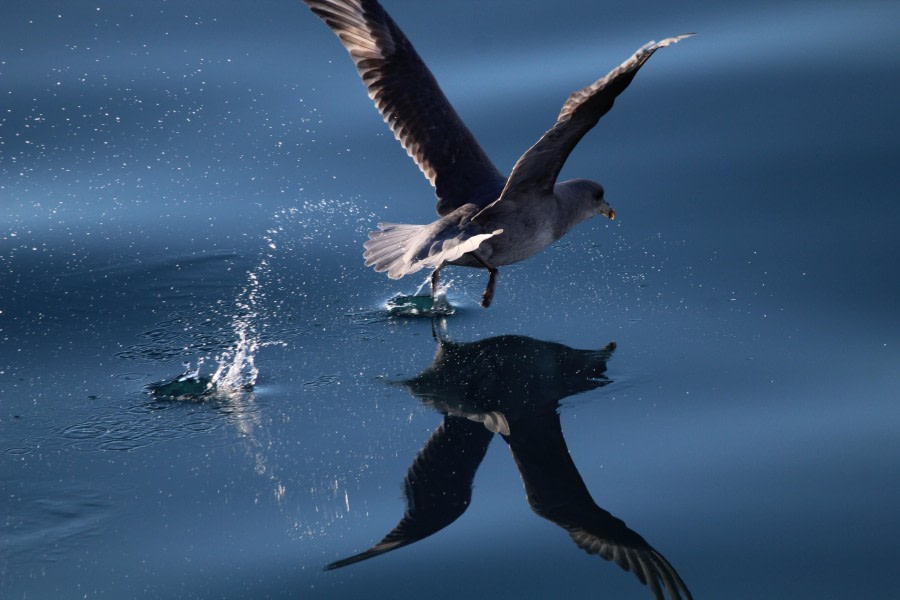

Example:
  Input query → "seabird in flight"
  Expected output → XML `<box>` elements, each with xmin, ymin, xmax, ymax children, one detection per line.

<box><xmin>302</xmin><ymin>0</ymin><xmax>692</xmax><ymax>307</ymax></box>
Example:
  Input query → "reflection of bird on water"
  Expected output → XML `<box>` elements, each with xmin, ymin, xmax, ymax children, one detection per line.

<box><xmin>326</xmin><ymin>329</ymin><xmax>692</xmax><ymax>600</ymax></box>
<box><xmin>302</xmin><ymin>0</ymin><xmax>691</xmax><ymax>307</ymax></box>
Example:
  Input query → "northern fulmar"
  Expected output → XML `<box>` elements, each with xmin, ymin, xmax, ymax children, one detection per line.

<box><xmin>302</xmin><ymin>0</ymin><xmax>692</xmax><ymax>307</ymax></box>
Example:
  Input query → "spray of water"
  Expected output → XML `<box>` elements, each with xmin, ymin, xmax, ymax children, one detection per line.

<box><xmin>209</xmin><ymin>269</ymin><xmax>263</xmax><ymax>393</ymax></box>
<box><xmin>384</xmin><ymin>274</ymin><xmax>455</xmax><ymax>317</ymax></box>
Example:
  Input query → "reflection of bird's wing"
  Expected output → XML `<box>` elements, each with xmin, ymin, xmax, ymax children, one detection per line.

<box><xmin>325</xmin><ymin>416</ymin><xmax>494</xmax><ymax>570</ymax></box>
<box><xmin>303</xmin><ymin>0</ymin><xmax>506</xmax><ymax>215</ymax></box>
<box><xmin>568</xmin><ymin>524</ymin><xmax>691</xmax><ymax>600</ymax></box>
<box><xmin>504</xmin><ymin>411</ymin><xmax>692</xmax><ymax>600</ymax></box>
<box><xmin>483</xmin><ymin>35</ymin><xmax>692</xmax><ymax>212</ymax></box>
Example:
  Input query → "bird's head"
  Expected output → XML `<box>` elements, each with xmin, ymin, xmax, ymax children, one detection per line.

<box><xmin>555</xmin><ymin>179</ymin><xmax>615</xmax><ymax>224</ymax></box>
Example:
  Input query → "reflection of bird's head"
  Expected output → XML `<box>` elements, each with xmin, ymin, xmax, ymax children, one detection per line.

<box><xmin>400</xmin><ymin>334</ymin><xmax>616</xmax><ymax>419</ymax></box>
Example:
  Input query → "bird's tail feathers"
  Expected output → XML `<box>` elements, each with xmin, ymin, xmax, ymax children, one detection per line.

<box><xmin>363</xmin><ymin>222</ymin><xmax>502</xmax><ymax>279</ymax></box>
<box><xmin>363</xmin><ymin>223</ymin><xmax>428</xmax><ymax>279</ymax></box>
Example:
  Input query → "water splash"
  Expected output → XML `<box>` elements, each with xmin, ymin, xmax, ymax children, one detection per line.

<box><xmin>140</xmin><ymin>200</ymin><xmax>379</xmax><ymax>519</ymax></box>
<box><xmin>209</xmin><ymin>214</ymin><xmax>295</xmax><ymax>395</ymax></box>
<box><xmin>385</xmin><ymin>292</ymin><xmax>454</xmax><ymax>317</ymax></box>
<box><xmin>209</xmin><ymin>271</ymin><xmax>263</xmax><ymax>394</ymax></box>
<box><xmin>385</xmin><ymin>274</ymin><xmax>455</xmax><ymax>317</ymax></box>
<box><xmin>145</xmin><ymin>199</ymin><xmax>368</xmax><ymax>396</ymax></box>
<box><xmin>146</xmin><ymin>361</ymin><xmax>215</xmax><ymax>401</ymax></box>
<box><xmin>209</xmin><ymin>328</ymin><xmax>259</xmax><ymax>392</ymax></box>
<box><xmin>412</xmin><ymin>274</ymin><xmax>432</xmax><ymax>297</ymax></box>
<box><xmin>147</xmin><ymin>256</ymin><xmax>267</xmax><ymax>398</ymax></box>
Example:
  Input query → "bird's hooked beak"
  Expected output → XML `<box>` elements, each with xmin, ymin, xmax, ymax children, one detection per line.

<box><xmin>604</xmin><ymin>203</ymin><xmax>616</xmax><ymax>220</ymax></box>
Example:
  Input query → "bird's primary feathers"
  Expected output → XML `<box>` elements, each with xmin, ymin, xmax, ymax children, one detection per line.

<box><xmin>302</xmin><ymin>0</ymin><xmax>691</xmax><ymax>306</ymax></box>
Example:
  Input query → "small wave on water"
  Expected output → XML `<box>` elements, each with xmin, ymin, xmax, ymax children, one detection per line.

<box><xmin>144</xmin><ymin>363</ymin><xmax>218</xmax><ymax>402</ymax></box>
<box><xmin>1</xmin><ymin>480</ymin><xmax>115</xmax><ymax>566</ymax></box>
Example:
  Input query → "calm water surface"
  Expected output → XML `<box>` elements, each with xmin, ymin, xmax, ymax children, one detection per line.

<box><xmin>2</xmin><ymin>1</ymin><xmax>899</xmax><ymax>598</ymax></box>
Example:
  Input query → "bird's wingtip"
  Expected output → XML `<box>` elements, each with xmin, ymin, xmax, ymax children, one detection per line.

<box><xmin>657</xmin><ymin>33</ymin><xmax>697</xmax><ymax>47</ymax></box>
<box><xmin>637</xmin><ymin>33</ymin><xmax>695</xmax><ymax>55</ymax></box>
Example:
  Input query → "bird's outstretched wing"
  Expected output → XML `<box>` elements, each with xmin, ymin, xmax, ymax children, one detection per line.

<box><xmin>303</xmin><ymin>0</ymin><xmax>507</xmax><ymax>215</ymax></box>
<box><xmin>504</xmin><ymin>410</ymin><xmax>693</xmax><ymax>600</ymax></box>
<box><xmin>325</xmin><ymin>416</ymin><xmax>494</xmax><ymax>570</ymax></box>
<box><xmin>493</xmin><ymin>34</ymin><xmax>693</xmax><ymax>204</ymax></box>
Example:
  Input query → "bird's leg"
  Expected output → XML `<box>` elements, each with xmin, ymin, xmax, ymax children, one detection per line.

<box><xmin>430</xmin><ymin>264</ymin><xmax>443</xmax><ymax>298</ymax></box>
<box><xmin>473</xmin><ymin>254</ymin><xmax>499</xmax><ymax>308</ymax></box>
<box><xmin>430</xmin><ymin>316</ymin><xmax>449</xmax><ymax>343</ymax></box>
<box><xmin>482</xmin><ymin>268</ymin><xmax>499</xmax><ymax>307</ymax></box>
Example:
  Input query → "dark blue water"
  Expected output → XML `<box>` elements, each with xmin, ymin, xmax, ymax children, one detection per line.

<box><xmin>2</xmin><ymin>1</ymin><xmax>899</xmax><ymax>598</ymax></box>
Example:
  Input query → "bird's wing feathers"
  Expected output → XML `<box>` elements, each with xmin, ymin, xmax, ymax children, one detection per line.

<box><xmin>505</xmin><ymin>411</ymin><xmax>693</xmax><ymax>600</ymax></box>
<box><xmin>568</xmin><ymin>528</ymin><xmax>693</xmax><ymax>600</ymax></box>
<box><xmin>494</xmin><ymin>34</ymin><xmax>693</xmax><ymax>203</ymax></box>
<box><xmin>303</xmin><ymin>0</ymin><xmax>507</xmax><ymax>215</ymax></box>
<box><xmin>325</xmin><ymin>416</ymin><xmax>494</xmax><ymax>570</ymax></box>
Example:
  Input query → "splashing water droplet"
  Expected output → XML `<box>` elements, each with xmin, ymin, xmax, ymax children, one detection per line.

<box><xmin>383</xmin><ymin>274</ymin><xmax>456</xmax><ymax>317</ymax></box>
<box><xmin>385</xmin><ymin>291</ymin><xmax>454</xmax><ymax>317</ymax></box>
<box><xmin>146</xmin><ymin>361</ymin><xmax>214</xmax><ymax>401</ymax></box>
<box><xmin>210</xmin><ymin>325</ymin><xmax>259</xmax><ymax>393</ymax></box>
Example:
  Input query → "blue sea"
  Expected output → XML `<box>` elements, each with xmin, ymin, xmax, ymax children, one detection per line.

<box><xmin>2</xmin><ymin>1</ymin><xmax>899</xmax><ymax>598</ymax></box>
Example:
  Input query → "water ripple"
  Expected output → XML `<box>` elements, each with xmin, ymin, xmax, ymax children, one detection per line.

<box><xmin>1</xmin><ymin>481</ymin><xmax>114</xmax><ymax>566</ymax></box>
<box><xmin>54</xmin><ymin>399</ymin><xmax>228</xmax><ymax>453</ymax></box>
<box><xmin>304</xmin><ymin>374</ymin><xmax>340</xmax><ymax>388</ymax></box>
<box><xmin>3</xmin><ymin>447</ymin><xmax>33</xmax><ymax>456</ymax></box>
